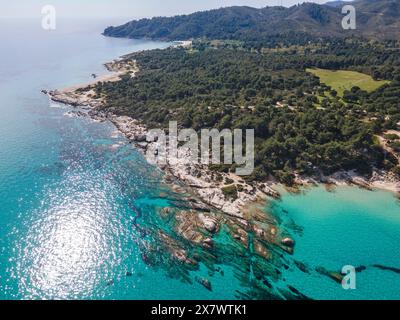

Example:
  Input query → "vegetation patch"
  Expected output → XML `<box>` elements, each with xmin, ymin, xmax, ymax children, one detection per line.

<box><xmin>384</xmin><ymin>133</ymin><xmax>400</xmax><ymax>141</ymax></box>
<box><xmin>306</xmin><ymin>68</ymin><xmax>390</xmax><ymax>97</ymax></box>
<box><xmin>389</xmin><ymin>141</ymin><xmax>400</xmax><ymax>152</ymax></box>
<box><xmin>222</xmin><ymin>185</ymin><xmax>238</xmax><ymax>201</ymax></box>
<box><xmin>96</xmin><ymin>39</ymin><xmax>400</xmax><ymax>184</ymax></box>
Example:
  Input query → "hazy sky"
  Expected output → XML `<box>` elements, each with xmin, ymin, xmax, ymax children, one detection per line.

<box><xmin>1</xmin><ymin>0</ymin><xmax>331</xmax><ymax>19</ymax></box>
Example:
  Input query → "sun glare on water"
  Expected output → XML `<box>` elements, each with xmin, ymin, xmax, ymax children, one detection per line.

<box><xmin>14</xmin><ymin>185</ymin><xmax>123</xmax><ymax>300</ymax></box>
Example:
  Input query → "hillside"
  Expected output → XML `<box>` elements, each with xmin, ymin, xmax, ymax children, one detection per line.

<box><xmin>97</xmin><ymin>0</ymin><xmax>400</xmax><ymax>184</ymax></box>
<box><xmin>103</xmin><ymin>0</ymin><xmax>400</xmax><ymax>46</ymax></box>
<box><xmin>91</xmin><ymin>40</ymin><xmax>400</xmax><ymax>183</ymax></box>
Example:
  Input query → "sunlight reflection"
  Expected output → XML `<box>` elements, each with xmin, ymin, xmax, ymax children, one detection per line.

<box><xmin>17</xmin><ymin>190</ymin><xmax>119</xmax><ymax>299</ymax></box>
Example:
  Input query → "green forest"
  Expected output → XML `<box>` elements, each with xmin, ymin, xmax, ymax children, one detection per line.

<box><xmin>104</xmin><ymin>1</ymin><xmax>400</xmax><ymax>46</ymax></box>
<box><xmin>94</xmin><ymin>38</ymin><xmax>400</xmax><ymax>184</ymax></box>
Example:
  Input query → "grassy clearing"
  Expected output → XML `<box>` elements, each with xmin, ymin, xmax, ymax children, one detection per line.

<box><xmin>306</xmin><ymin>68</ymin><xmax>390</xmax><ymax>97</ymax></box>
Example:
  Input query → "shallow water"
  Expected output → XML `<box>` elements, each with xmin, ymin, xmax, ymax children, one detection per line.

<box><xmin>270</xmin><ymin>186</ymin><xmax>400</xmax><ymax>300</ymax></box>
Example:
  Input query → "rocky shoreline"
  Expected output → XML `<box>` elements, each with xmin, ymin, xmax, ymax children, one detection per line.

<box><xmin>106</xmin><ymin>114</ymin><xmax>282</xmax><ymax>218</ymax></box>
<box><xmin>46</xmin><ymin>56</ymin><xmax>399</xmax><ymax>225</ymax></box>
<box><xmin>42</xmin><ymin>56</ymin><xmax>400</xmax><ymax>298</ymax></box>
<box><xmin>47</xmin><ymin>84</ymin><xmax>400</xmax><ymax>219</ymax></box>
<box><xmin>46</xmin><ymin>80</ymin><xmax>400</xmax><ymax>265</ymax></box>
<box><xmin>45</xmin><ymin>59</ymin><xmax>282</xmax><ymax>220</ymax></box>
<box><xmin>45</xmin><ymin>71</ymin><xmax>302</xmax><ymax>298</ymax></box>
<box><xmin>46</xmin><ymin>52</ymin><xmax>400</xmax><ymax>201</ymax></box>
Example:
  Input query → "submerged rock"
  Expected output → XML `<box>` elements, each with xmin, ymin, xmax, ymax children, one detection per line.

<box><xmin>294</xmin><ymin>260</ymin><xmax>310</xmax><ymax>274</ymax></box>
<box><xmin>281</xmin><ymin>237</ymin><xmax>295</xmax><ymax>248</ymax></box>
<box><xmin>203</xmin><ymin>238</ymin><xmax>214</xmax><ymax>248</ymax></box>
<box><xmin>315</xmin><ymin>266</ymin><xmax>344</xmax><ymax>284</ymax></box>
<box><xmin>196</xmin><ymin>277</ymin><xmax>212</xmax><ymax>291</ymax></box>
<box><xmin>158</xmin><ymin>207</ymin><xmax>174</xmax><ymax>219</ymax></box>
<box><xmin>286</xmin><ymin>285</ymin><xmax>311</xmax><ymax>300</ymax></box>
<box><xmin>263</xmin><ymin>278</ymin><xmax>272</xmax><ymax>289</ymax></box>
<box><xmin>158</xmin><ymin>231</ymin><xmax>198</xmax><ymax>266</ymax></box>
<box><xmin>372</xmin><ymin>264</ymin><xmax>400</xmax><ymax>274</ymax></box>
<box><xmin>355</xmin><ymin>265</ymin><xmax>367</xmax><ymax>273</ymax></box>
<box><xmin>200</xmin><ymin>214</ymin><xmax>219</xmax><ymax>233</ymax></box>
<box><xmin>254</xmin><ymin>240</ymin><xmax>270</xmax><ymax>260</ymax></box>
<box><xmin>175</xmin><ymin>211</ymin><xmax>207</xmax><ymax>245</ymax></box>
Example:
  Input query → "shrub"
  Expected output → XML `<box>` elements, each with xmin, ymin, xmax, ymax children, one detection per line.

<box><xmin>389</xmin><ymin>141</ymin><xmax>400</xmax><ymax>151</ymax></box>
<box><xmin>222</xmin><ymin>185</ymin><xmax>238</xmax><ymax>201</ymax></box>
<box><xmin>391</xmin><ymin>166</ymin><xmax>400</xmax><ymax>177</ymax></box>
<box><xmin>384</xmin><ymin>134</ymin><xmax>399</xmax><ymax>140</ymax></box>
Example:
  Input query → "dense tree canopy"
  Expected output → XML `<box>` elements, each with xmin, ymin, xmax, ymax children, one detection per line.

<box><xmin>95</xmin><ymin>39</ymin><xmax>400</xmax><ymax>183</ymax></box>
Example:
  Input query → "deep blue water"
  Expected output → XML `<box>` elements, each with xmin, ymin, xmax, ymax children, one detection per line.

<box><xmin>1</xmin><ymin>18</ymin><xmax>399</xmax><ymax>300</ymax></box>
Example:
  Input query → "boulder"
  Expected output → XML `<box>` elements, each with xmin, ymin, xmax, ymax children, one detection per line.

<box><xmin>175</xmin><ymin>211</ymin><xmax>205</xmax><ymax>244</ymax></box>
<box><xmin>137</xmin><ymin>142</ymin><xmax>148</xmax><ymax>149</ymax></box>
<box><xmin>294</xmin><ymin>260</ymin><xmax>310</xmax><ymax>274</ymax></box>
<box><xmin>315</xmin><ymin>266</ymin><xmax>344</xmax><ymax>284</ymax></box>
<box><xmin>199</xmin><ymin>214</ymin><xmax>218</xmax><ymax>233</ymax></box>
<box><xmin>203</xmin><ymin>238</ymin><xmax>214</xmax><ymax>248</ymax></box>
<box><xmin>281</xmin><ymin>237</ymin><xmax>295</xmax><ymax>248</ymax></box>
<box><xmin>196</xmin><ymin>277</ymin><xmax>212</xmax><ymax>291</ymax></box>
<box><xmin>254</xmin><ymin>240</ymin><xmax>270</xmax><ymax>259</ymax></box>
<box><xmin>135</xmin><ymin>133</ymin><xmax>147</xmax><ymax>142</ymax></box>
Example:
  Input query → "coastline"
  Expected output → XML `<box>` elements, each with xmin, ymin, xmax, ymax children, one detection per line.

<box><xmin>296</xmin><ymin>170</ymin><xmax>400</xmax><ymax>195</ymax></box>
<box><xmin>44</xmin><ymin>55</ymin><xmax>400</xmax><ymax>266</ymax></box>
<box><xmin>46</xmin><ymin>56</ymin><xmax>400</xmax><ymax>202</ymax></box>
<box><xmin>46</xmin><ymin>57</ymin><xmax>282</xmax><ymax>218</ymax></box>
<box><xmin>45</xmin><ymin>58</ymin><xmax>299</xmax><ymax>271</ymax></box>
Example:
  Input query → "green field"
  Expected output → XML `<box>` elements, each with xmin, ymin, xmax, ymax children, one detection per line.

<box><xmin>306</xmin><ymin>68</ymin><xmax>390</xmax><ymax>97</ymax></box>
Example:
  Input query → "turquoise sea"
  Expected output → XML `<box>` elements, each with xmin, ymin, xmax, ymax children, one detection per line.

<box><xmin>0</xmin><ymin>18</ymin><xmax>399</xmax><ymax>300</ymax></box>
<box><xmin>272</xmin><ymin>186</ymin><xmax>400</xmax><ymax>300</ymax></box>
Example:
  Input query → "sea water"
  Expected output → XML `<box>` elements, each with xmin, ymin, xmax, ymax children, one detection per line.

<box><xmin>271</xmin><ymin>186</ymin><xmax>400</xmax><ymax>300</ymax></box>
<box><xmin>0</xmin><ymin>18</ymin><xmax>242</xmax><ymax>300</ymax></box>
<box><xmin>0</xmin><ymin>18</ymin><xmax>399</xmax><ymax>300</ymax></box>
